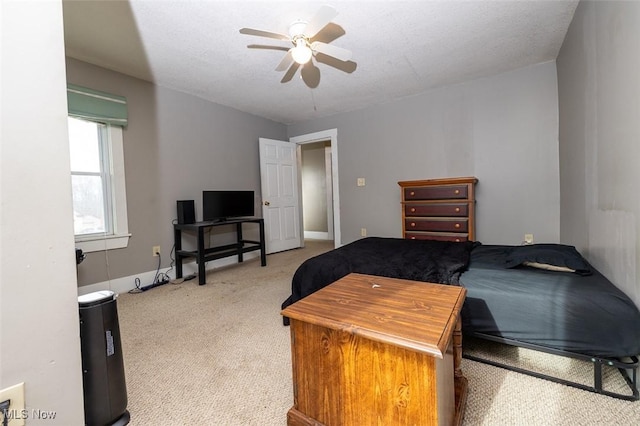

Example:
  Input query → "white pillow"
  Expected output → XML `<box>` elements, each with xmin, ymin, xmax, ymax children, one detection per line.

<box><xmin>523</xmin><ymin>261</ymin><xmax>575</xmax><ymax>273</ymax></box>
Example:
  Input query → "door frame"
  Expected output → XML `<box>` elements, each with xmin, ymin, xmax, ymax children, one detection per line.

<box><xmin>290</xmin><ymin>129</ymin><xmax>340</xmax><ymax>249</ymax></box>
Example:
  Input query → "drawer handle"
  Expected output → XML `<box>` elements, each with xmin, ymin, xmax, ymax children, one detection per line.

<box><xmin>410</xmin><ymin>236</ymin><xmax>416</xmax><ymax>240</ymax></box>
<box><xmin>455</xmin><ymin>223</ymin><xmax>461</xmax><ymax>229</ymax></box>
<box><xmin>410</xmin><ymin>191</ymin><xmax>415</xmax><ymax>196</ymax></box>
<box><xmin>410</xmin><ymin>207</ymin><xmax>416</xmax><ymax>213</ymax></box>
<box><xmin>454</xmin><ymin>189</ymin><xmax>460</xmax><ymax>195</ymax></box>
<box><xmin>455</xmin><ymin>207</ymin><xmax>460</xmax><ymax>212</ymax></box>
<box><xmin>410</xmin><ymin>222</ymin><xmax>416</xmax><ymax>227</ymax></box>
<box><xmin>455</xmin><ymin>238</ymin><xmax>461</xmax><ymax>242</ymax></box>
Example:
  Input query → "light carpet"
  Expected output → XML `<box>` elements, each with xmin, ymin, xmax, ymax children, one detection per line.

<box><xmin>116</xmin><ymin>240</ymin><xmax>639</xmax><ymax>425</ymax></box>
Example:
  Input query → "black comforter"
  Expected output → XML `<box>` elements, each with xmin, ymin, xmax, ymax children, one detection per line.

<box><xmin>281</xmin><ymin>237</ymin><xmax>476</xmax><ymax>315</ymax></box>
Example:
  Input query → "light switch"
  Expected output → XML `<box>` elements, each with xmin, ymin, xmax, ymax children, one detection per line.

<box><xmin>357</xmin><ymin>178</ymin><xmax>365</xmax><ymax>187</ymax></box>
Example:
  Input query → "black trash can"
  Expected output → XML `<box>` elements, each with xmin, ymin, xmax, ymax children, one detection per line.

<box><xmin>78</xmin><ymin>291</ymin><xmax>130</xmax><ymax>426</ymax></box>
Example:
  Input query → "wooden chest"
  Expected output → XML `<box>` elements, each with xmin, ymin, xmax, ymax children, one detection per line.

<box><xmin>281</xmin><ymin>273</ymin><xmax>467</xmax><ymax>426</ymax></box>
<box><xmin>398</xmin><ymin>177</ymin><xmax>478</xmax><ymax>242</ymax></box>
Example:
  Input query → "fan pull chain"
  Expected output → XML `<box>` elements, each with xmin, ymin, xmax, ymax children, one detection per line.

<box><xmin>310</xmin><ymin>88</ymin><xmax>317</xmax><ymax>112</ymax></box>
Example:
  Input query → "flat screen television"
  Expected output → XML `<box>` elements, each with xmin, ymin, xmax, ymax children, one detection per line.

<box><xmin>202</xmin><ymin>190</ymin><xmax>255</xmax><ymax>221</ymax></box>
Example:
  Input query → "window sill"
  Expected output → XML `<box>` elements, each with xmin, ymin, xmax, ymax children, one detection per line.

<box><xmin>75</xmin><ymin>233</ymin><xmax>131</xmax><ymax>253</ymax></box>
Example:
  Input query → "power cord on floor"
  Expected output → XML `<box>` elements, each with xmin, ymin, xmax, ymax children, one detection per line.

<box><xmin>129</xmin><ymin>251</ymin><xmax>170</xmax><ymax>294</ymax></box>
<box><xmin>163</xmin><ymin>244</ymin><xmax>176</xmax><ymax>282</ymax></box>
<box><xmin>152</xmin><ymin>252</ymin><xmax>171</xmax><ymax>284</ymax></box>
<box><xmin>129</xmin><ymin>278</ymin><xmax>143</xmax><ymax>294</ymax></box>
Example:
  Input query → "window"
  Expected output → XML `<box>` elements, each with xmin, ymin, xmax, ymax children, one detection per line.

<box><xmin>69</xmin><ymin>116</ymin><xmax>130</xmax><ymax>252</ymax></box>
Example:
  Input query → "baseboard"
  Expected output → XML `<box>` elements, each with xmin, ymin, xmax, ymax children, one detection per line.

<box><xmin>77</xmin><ymin>252</ymin><xmax>261</xmax><ymax>296</ymax></box>
<box><xmin>304</xmin><ymin>231</ymin><xmax>330</xmax><ymax>240</ymax></box>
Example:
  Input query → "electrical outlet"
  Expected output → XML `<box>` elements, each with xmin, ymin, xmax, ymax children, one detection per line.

<box><xmin>0</xmin><ymin>382</ymin><xmax>26</xmax><ymax>426</ymax></box>
<box><xmin>152</xmin><ymin>246</ymin><xmax>160</xmax><ymax>256</ymax></box>
<box><xmin>357</xmin><ymin>178</ymin><xmax>365</xmax><ymax>187</ymax></box>
<box><xmin>361</xmin><ymin>228</ymin><xmax>367</xmax><ymax>237</ymax></box>
<box><xmin>524</xmin><ymin>234</ymin><xmax>534</xmax><ymax>244</ymax></box>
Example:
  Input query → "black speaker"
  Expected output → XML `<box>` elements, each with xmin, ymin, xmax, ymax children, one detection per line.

<box><xmin>177</xmin><ymin>200</ymin><xmax>195</xmax><ymax>224</ymax></box>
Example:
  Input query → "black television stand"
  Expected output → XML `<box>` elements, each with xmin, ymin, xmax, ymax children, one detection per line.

<box><xmin>173</xmin><ymin>218</ymin><xmax>266</xmax><ymax>285</ymax></box>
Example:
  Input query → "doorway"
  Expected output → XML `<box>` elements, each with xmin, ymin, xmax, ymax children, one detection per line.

<box><xmin>290</xmin><ymin>129</ymin><xmax>340</xmax><ymax>249</ymax></box>
<box><xmin>300</xmin><ymin>141</ymin><xmax>333</xmax><ymax>241</ymax></box>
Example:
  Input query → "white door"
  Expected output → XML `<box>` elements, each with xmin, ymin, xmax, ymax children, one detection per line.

<box><xmin>259</xmin><ymin>138</ymin><xmax>302</xmax><ymax>254</ymax></box>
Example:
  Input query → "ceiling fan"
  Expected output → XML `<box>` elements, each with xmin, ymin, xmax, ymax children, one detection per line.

<box><xmin>240</xmin><ymin>5</ymin><xmax>357</xmax><ymax>88</ymax></box>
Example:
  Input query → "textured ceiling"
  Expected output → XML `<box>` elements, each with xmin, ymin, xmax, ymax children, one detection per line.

<box><xmin>63</xmin><ymin>0</ymin><xmax>579</xmax><ymax>125</ymax></box>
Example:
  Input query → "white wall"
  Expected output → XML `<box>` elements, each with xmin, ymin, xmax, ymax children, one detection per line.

<box><xmin>557</xmin><ymin>0</ymin><xmax>640</xmax><ymax>307</ymax></box>
<box><xmin>288</xmin><ymin>62</ymin><xmax>560</xmax><ymax>246</ymax></box>
<box><xmin>1</xmin><ymin>1</ymin><xmax>85</xmax><ymax>424</ymax></box>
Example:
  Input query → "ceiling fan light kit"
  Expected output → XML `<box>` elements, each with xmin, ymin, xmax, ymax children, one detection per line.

<box><xmin>291</xmin><ymin>37</ymin><xmax>312</xmax><ymax>64</ymax></box>
<box><xmin>240</xmin><ymin>5</ymin><xmax>356</xmax><ymax>88</ymax></box>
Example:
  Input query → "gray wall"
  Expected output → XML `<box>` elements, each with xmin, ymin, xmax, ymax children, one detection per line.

<box><xmin>66</xmin><ymin>58</ymin><xmax>287</xmax><ymax>286</ymax></box>
<box><xmin>288</xmin><ymin>62</ymin><xmax>560</xmax><ymax>246</ymax></box>
<box><xmin>1</xmin><ymin>1</ymin><xmax>85</xmax><ymax>423</ymax></box>
<box><xmin>557</xmin><ymin>0</ymin><xmax>640</xmax><ymax>307</ymax></box>
<box><xmin>69</xmin><ymin>57</ymin><xmax>563</xmax><ymax>287</ymax></box>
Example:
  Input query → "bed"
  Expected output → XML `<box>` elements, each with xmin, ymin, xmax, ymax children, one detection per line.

<box><xmin>281</xmin><ymin>237</ymin><xmax>640</xmax><ymax>400</ymax></box>
<box><xmin>281</xmin><ymin>237</ymin><xmax>476</xmax><ymax>313</ymax></box>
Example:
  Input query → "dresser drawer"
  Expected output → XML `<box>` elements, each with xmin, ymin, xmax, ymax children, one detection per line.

<box><xmin>404</xmin><ymin>185</ymin><xmax>468</xmax><ymax>201</ymax></box>
<box><xmin>405</xmin><ymin>203</ymin><xmax>468</xmax><ymax>217</ymax></box>
<box><xmin>405</xmin><ymin>232</ymin><xmax>469</xmax><ymax>242</ymax></box>
<box><xmin>405</xmin><ymin>218</ymin><xmax>468</xmax><ymax>233</ymax></box>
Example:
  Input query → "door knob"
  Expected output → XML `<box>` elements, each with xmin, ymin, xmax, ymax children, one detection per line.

<box><xmin>264</xmin><ymin>201</ymin><xmax>270</xmax><ymax>206</ymax></box>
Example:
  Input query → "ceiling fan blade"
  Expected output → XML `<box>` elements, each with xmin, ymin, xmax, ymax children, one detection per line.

<box><xmin>240</xmin><ymin>27</ymin><xmax>290</xmax><ymax>41</ymax></box>
<box><xmin>303</xmin><ymin>5</ymin><xmax>338</xmax><ymax>39</ymax></box>
<box><xmin>315</xmin><ymin>53</ymin><xmax>357</xmax><ymax>74</ymax></box>
<box><xmin>275</xmin><ymin>50</ymin><xmax>294</xmax><ymax>72</ymax></box>
<box><xmin>311</xmin><ymin>22</ymin><xmax>345</xmax><ymax>44</ymax></box>
<box><xmin>247</xmin><ymin>44</ymin><xmax>290</xmax><ymax>52</ymax></box>
<box><xmin>281</xmin><ymin>62</ymin><xmax>301</xmax><ymax>83</ymax></box>
<box><xmin>311</xmin><ymin>41</ymin><xmax>352</xmax><ymax>62</ymax></box>
<box><xmin>301</xmin><ymin>61</ymin><xmax>321</xmax><ymax>89</ymax></box>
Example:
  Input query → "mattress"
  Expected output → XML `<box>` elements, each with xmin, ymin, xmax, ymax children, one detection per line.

<box><xmin>460</xmin><ymin>245</ymin><xmax>640</xmax><ymax>358</ymax></box>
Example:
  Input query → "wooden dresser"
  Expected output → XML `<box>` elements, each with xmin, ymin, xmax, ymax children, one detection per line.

<box><xmin>282</xmin><ymin>273</ymin><xmax>467</xmax><ymax>426</ymax></box>
<box><xmin>398</xmin><ymin>177</ymin><xmax>478</xmax><ymax>242</ymax></box>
